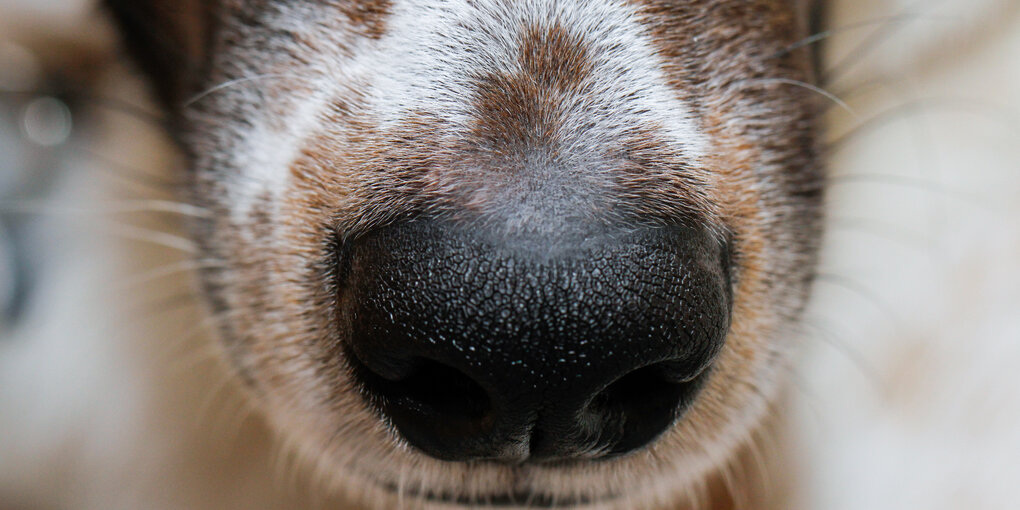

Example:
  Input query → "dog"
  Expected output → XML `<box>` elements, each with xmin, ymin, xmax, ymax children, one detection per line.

<box><xmin>105</xmin><ymin>1</ymin><xmax>826</xmax><ymax>508</ymax></box>
<box><xmin>2</xmin><ymin>0</ymin><xmax>1018</xmax><ymax>509</ymax></box>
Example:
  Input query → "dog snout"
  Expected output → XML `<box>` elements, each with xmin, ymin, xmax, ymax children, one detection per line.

<box><xmin>339</xmin><ymin>218</ymin><xmax>731</xmax><ymax>463</ymax></box>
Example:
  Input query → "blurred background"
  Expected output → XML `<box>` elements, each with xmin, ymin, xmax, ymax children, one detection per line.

<box><xmin>0</xmin><ymin>0</ymin><xmax>1018</xmax><ymax>509</ymax></box>
<box><xmin>794</xmin><ymin>0</ymin><xmax>1020</xmax><ymax>508</ymax></box>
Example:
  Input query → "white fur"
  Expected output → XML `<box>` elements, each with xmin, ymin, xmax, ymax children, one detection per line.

<box><xmin>190</xmin><ymin>0</ymin><xmax>707</xmax><ymax>230</ymax></box>
<box><xmin>362</xmin><ymin>0</ymin><xmax>706</xmax><ymax>157</ymax></box>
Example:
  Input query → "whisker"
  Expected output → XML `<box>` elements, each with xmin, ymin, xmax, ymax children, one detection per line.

<box><xmin>269</xmin><ymin>430</ymin><xmax>302</xmax><ymax>496</ymax></box>
<box><xmin>827</xmin><ymin>173</ymin><xmax>986</xmax><ymax>207</ymax></box>
<box><xmin>100</xmin><ymin>223</ymin><xmax>198</xmax><ymax>253</ymax></box>
<box><xmin>0</xmin><ymin>214</ymin><xmax>203</xmax><ymax>253</ymax></box>
<box><xmin>733</xmin><ymin>78</ymin><xmax>859</xmax><ymax>120</ymax></box>
<box><xmin>745</xmin><ymin>428</ymin><xmax>773</xmax><ymax>508</ymax></box>
<box><xmin>775</xmin><ymin>13</ymin><xmax>924</xmax><ymax>58</ymax></box>
<box><xmin>693</xmin><ymin>475</ymin><xmax>709</xmax><ymax>510</ymax></box>
<box><xmin>0</xmin><ymin>199</ymin><xmax>210</xmax><ymax>218</ymax></box>
<box><xmin>715</xmin><ymin>450</ymin><xmax>746</xmax><ymax>510</ymax></box>
<box><xmin>114</xmin><ymin>258</ymin><xmax>226</xmax><ymax>291</ymax></box>
<box><xmin>825</xmin><ymin>75</ymin><xmax>906</xmax><ymax>109</ymax></box>
<box><xmin>125</xmin><ymin>290</ymin><xmax>199</xmax><ymax>320</ymax></box>
<box><xmin>820</xmin><ymin>0</ymin><xmax>952</xmax><ymax>86</ymax></box>
<box><xmin>0</xmin><ymin>202</ymin><xmax>207</xmax><ymax>253</ymax></box>
<box><xmin>800</xmin><ymin>317</ymin><xmax>883</xmax><ymax>391</ymax></box>
<box><xmin>75</xmin><ymin>146</ymin><xmax>182</xmax><ymax>192</ymax></box>
<box><xmin>193</xmin><ymin>357</ymin><xmax>245</xmax><ymax>432</ymax></box>
<box><xmin>1</xmin><ymin>86</ymin><xmax>167</xmax><ymax>129</ymax></box>
<box><xmin>210</xmin><ymin>390</ymin><xmax>258</xmax><ymax>460</ymax></box>
<box><xmin>828</xmin><ymin>216</ymin><xmax>934</xmax><ymax>250</ymax></box>
<box><xmin>827</xmin><ymin>96</ymin><xmax>1020</xmax><ymax>151</ymax></box>
<box><xmin>184</xmin><ymin>72</ymin><xmax>315</xmax><ymax>108</ymax></box>
<box><xmin>163</xmin><ymin>312</ymin><xmax>235</xmax><ymax>371</ymax></box>
<box><xmin>396</xmin><ymin>462</ymin><xmax>407</xmax><ymax>510</ymax></box>
<box><xmin>814</xmin><ymin>272</ymin><xmax>902</xmax><ymax>332</ymax></box>
<box><xmin>690</xmin><ymin>477</ymin><xmax>708</xmax><ymax>510</ymax></box>
<box><xmin>780</xmin><ymin>363</ymin><xmax>828</xmax><ymax>431</ymax></box>
<box><xmin>78</xmin><ymin>92</ymin><xmax>168</xmax><ymax>128</ymax></box>
<box><xmin>824</xmin><ymin>79</ymin><xmax>947</xmax><ymax>208</ymax></box>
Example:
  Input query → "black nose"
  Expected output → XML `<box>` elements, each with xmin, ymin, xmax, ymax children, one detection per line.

<box><xmin>338</xmin><ymin>219</ymin><xmax>731</xmax><ymax>462</ymax></box>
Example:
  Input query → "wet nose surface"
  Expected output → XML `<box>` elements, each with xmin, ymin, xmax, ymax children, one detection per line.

<box><xmin>339</xmin><ymin>219</ymin><xmax>731</xmax><ymax>462</ymax></box>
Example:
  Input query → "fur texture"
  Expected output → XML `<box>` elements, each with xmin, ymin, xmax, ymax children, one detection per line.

<box><xmin>2</xmin><ymin>0</ymin><xmax>1017</xmax><ymax>509</ymax></box>
<box><xmin>128</xmin><ymin>1</ymin><xmax>822</xmax><ymax>507</ymax></box>
<box><xmin>99</xmin><ymin>1</ymin><xmax>824</xmax><ymax>507</ymax></box>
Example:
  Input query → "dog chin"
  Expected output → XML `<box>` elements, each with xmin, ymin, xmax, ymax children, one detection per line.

<box><xmin>310</xmin><ymin>442</ymin><xmax>712</xmax><ymax>510</ymax></box>
<box><xmin>369</xmin><ymin>479</ymin><xmax>619</xmax><ymax>509</ymax></box>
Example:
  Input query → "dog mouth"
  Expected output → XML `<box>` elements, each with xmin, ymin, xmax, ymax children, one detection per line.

<box><xmin>369</xmin><ymin>476</ymin><xmax>620</xmax><ymax>508</ymax></box>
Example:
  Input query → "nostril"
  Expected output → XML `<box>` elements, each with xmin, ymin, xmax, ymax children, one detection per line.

<box><xmin>348</xmin><ymin>349</ymin><xmax>499</xmax><ymax>460</ymax></box>
<box><xmin>353</xmin><ymin>355</ymin><xmax>492</xmax><ymax>421</ymax></box>
<box><xmin>652</xmin><ymin>359</ymin><xmax>713</xmax><ymax>384</ymax></box>
<box><xmin>398</xmin><ymin>359</ymin><xmax>491</xmax><ymax>420</ymax></box>
<box><xmin>594</xmin><ymin>360</ymin><xmax>710</xmax><ymax>456</ymax></box>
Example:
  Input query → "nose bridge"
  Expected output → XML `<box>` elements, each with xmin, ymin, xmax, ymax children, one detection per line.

<box><xmin>340</xmin><ymin>218</ymin><xmax>731</xmax><ymax>461</ymax></box>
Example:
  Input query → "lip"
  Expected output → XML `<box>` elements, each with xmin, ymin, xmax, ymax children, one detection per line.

<box><xmin>370</xmin><ymin>476</ymin><xmax>620</xmax><ymax>508</ymax></box>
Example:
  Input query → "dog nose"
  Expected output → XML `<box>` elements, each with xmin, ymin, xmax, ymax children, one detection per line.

<box><xmin>339</xmin><ymin>219</ymin><xmax>731</xmax><ymax>462</ymax></box>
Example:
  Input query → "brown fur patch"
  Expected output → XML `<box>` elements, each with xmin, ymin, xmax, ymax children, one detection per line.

<box><xmin>338</xmin><ymin>0</ymin><xmax>393</xmax><ymax>39</ymax></box>
<box><xmin>470</xmin><ymin>23</ymin><xmax>593</xmax><ymax>155</ymax></box>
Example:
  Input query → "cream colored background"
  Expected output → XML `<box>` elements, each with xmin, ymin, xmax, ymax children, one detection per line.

<box><xmin>793</xmin><ymin>0</ymin><xmax>1020</xmax><ymax>508</ymax></box>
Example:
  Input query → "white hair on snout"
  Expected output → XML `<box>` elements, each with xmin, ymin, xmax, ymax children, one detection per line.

<box><xmin>188</xmin><ymin>0</ymin><xmax>712</xmax><ymax>232</ymax></box>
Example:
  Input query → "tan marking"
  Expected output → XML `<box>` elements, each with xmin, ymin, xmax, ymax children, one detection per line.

<box><xmin>338</xmin><ymin>0</ymin><xmax>392</xmax><ymax>39</ymax></box>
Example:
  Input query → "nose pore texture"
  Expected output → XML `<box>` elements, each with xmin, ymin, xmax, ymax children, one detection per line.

<box><xmin>340</xmin><ymin>220</ymin><xmax>731</xmax><ymax>462</ymax></box>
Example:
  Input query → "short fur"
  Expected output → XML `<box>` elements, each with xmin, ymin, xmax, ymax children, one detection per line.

<box><xmin>77</xmin><ymin>1</ymin><xmax>823</xmax><ymax>508</ymax></box>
